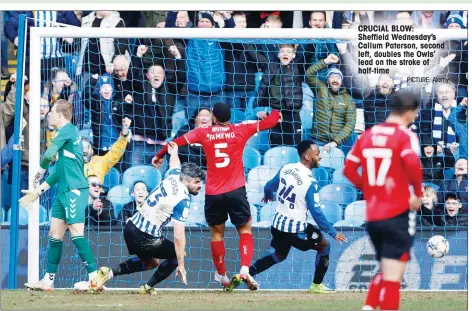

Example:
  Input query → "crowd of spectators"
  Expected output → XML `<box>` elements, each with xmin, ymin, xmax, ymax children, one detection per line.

<box><xmin>0</xmin><ymin>10</ymin><xmax>468</xmax><ymax>228</ymax></box>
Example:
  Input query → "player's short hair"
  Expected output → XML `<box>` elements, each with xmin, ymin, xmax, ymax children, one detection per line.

<box><xmin>53</xmin><ymin>99</ymin><xmax>73</xmax><ymax>121</ymax></box>
<box><xmin>180</xmin><ymin>162</ymin><xmax>206</xmax><ymax>182</ymax></box>
<box><xmin>279</xmin><ymin>44</ymin><xmax>296</xmax><ymax>51</ymax></box>
<box><xmin>212</xmin><ymin>102</ymin><xmax>231</xmax><ymax>123</ymax></box>
<box><xmin>445</xmin><ymin>192</ymin><xmax>460</xmax><ymax>202</ymax></box>
<box><xmin>389</xmin><ymin>91</ymin><xmax>420</xmax><ymax>115</ymax></box>
<box><xmin>232</xmin><ymin>11</ymin><xmax>246</xmax><ymax>18</ymax></box>
<box><xmin>297</xmin><ymin>140</ymin><xmax>316</xmax><ymax>157</ymax></box>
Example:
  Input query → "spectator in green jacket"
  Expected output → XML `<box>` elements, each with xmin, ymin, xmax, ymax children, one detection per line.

<box><xmin>306</xmin><ymin>54</ymin><xmax>356</xmax><ymax>152</ymax></box>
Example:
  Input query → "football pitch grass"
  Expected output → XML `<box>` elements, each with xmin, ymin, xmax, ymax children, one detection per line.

<box><xmin>0</xmin><ymin>290</ymin><xmax>468</xmax><ymax>310</ymax></box>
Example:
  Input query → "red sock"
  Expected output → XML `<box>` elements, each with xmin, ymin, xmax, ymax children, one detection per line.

<box><xmin>210</xmin><ymin>240</ymin><xmax>226</xmax><ymax>275</ymax></box>
<box><xmin>364</xmin><ymin>273</ymin><xmax>383</xmax><ymax>309</ymax></box>
<box><xmin>239</xmin><ymin>233</ymin><xmax>254</xmax><ymax>268</ymax></box>
<box><xmin>379</xmin><ymin>280</ymin><xmax>401</xmax><ymax>310</ymax></box>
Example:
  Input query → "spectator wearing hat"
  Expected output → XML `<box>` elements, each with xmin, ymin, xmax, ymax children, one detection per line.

<box><xmin>441</xmin><ymin>192</ymin><xmax>467</xmax><ymax>226</ymax></box>
<box><xmin>306</xmin><ymin>54</ymin><xmax>356</xmax><ymax>151</ymax></box>
<box><xmin>420</xmin><ymin>134</ymin><xmax>456</xmax><ymax>185</ymax></box>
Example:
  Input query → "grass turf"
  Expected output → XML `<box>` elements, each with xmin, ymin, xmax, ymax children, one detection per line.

<box><xmin>0</xmin><ymin>290</ymin><xmax>467</xmax><ymax>310</ymax></box>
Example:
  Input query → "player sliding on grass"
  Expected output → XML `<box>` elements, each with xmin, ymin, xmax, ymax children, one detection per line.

<box><xmin>20</xmin><ymin>100</ymin><xmax>98</xmax><ymax>291</ymax></box>
<box><xmin>344</xmin><ymin>91</ymin><xmax>423</xmax><ymax>310</ymax></box>
<box><xmin>231</xmin><ymin>140</ymin><xmax>347</xmax><ymax>292</ymax></box>
<box><xmin>92</xmin><ymin>142</ymin><xmax>205</xmax><ymax>294</ymax></box>
<box><xmin>152</xmin><ymin>103</ymin><xmax>281</xmax><ymax>291</ymax></box>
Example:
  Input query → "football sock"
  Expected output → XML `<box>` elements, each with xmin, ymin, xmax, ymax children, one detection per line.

<box><xmin>46</xmin><ymin>237</ymin><xmax>63</xmax><ymax>276</ymax></box>
<box><xmin>239</xmin><ymin>233</ymin><xmax>254</xmax><ymax>269</ymax></box>
<box><xmin>211</xmin><ymin>240</ymin><xmax>227</xmax><ymax>275</ymax></box>
<box><xmin>71</xmin><ymin>236</ymin><xmax>97</xmax><ymax>273</ymax></box>
<box><xmin>112</xmin><ymin>257</ymin><xmax>148</xmax><ymax>276</ymax></box>
<box><xmin>313</xmin><ymin>241</ymin><xmax>330</xmax><ymax>284</ymax></box>
<box><xmin>364</xmin><ymin>273</ymin><xmax>383</xmax><ymax>309</ymax></box>
<box><xmin>379</xmin><ymin>280</ymin><xmax>401</xmax><ymax>310</ymax></box>
<box><xmin>146</xmin><ymin>259</ymin><xmax>178</xmax><ymax>287</ymax></box>
<box><xmin>249</xmin><ymin>252</ymin><xmax>284</xmax><ymax>276</ymax></box>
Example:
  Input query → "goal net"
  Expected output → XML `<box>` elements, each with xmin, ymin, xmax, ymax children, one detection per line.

<box><xmin>19</xmin><ymin>26</ymin><xmax>467</xmax><ymax>290</ymax></box>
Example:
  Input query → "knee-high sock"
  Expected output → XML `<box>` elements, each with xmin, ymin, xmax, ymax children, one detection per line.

<box><xmin>379</xmin><ymin>280</ymin><xmax>401</xmax><ymax>310</ymax></box>
<box><xmin>249</xmin><ymin>253</ymin><xmax>285</xmax><ymax>276</ymax></box>
<box><xmin>71</xmin><ymin>236</ymin><xmax>97</xmax><ymax>273</ymax></box>
<box><xmin>112</xmin><ymin>257</ymin><xmax>151</xmax><ymax>276</ymax></box>
<box><xmin>313</xmin><ymin>241</ymin><xmax>330</xmax><ymax>284</ymax></box>
<box><xmin>211</xmin><ymin>240</ymin><xmax>227</xmax><ymax>275</ymax></box>
<box><xmin>146</xmin><ymin>259</ymin><xmax>178</xmax><ymax>287</ymax></box>
<box><xmin>239</xmin><ymin>233</ymin><xmax>254</xmax><ymax>268</ymax></box>
<box><xmin>364</xmin><ymin>273</ymin><xmax>383</xmax><ymax>309</ymax></box>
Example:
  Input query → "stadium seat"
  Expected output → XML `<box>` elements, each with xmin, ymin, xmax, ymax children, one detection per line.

<box><xmin>122</xmin><ymin>165</ymin><xmax>161</xmax><ymax>191</ymax></box>
<box><xmin>423</xmin><ymin>182</ymin><xmax>440</xmax><ymax>192</ymax></box>
<box><xmin>186</xmin><ymin>202</ymin><xmax>207</xmax><ymax>227</ymax></box>
<box><xmin>107</xmin><ymin>185</ymin><xmax>133</xmax><ymax>218</ymax></box>
<box><xmin>250</xmin><ymin>204</ymin><xmax>259</xmax><ymax>222</ymax></box>
<box><xmin>344</xmin><ymin>200</ymin><xmax>366</xmax><ymax>224</ymax></box>
<box><xmin>79</xmin><ymin>129</ymin><xmax>94</xmax><ymax>144</ymax></box>
<box><xmin>259</xmin><ymin>202</ymin><xmax>277</xmax><ymax>222</ymax></box>
<box><xmin>319</xmin><ymin>201</ymin><xmax>343</xmax><ymax>224</ymax></box>
<box><xmin>243</xmin><ymin>147</ymin><xmax>262</xmax><ymax>172</ymax></box>
<box><xmin>247</xmin><ymin>165</ymin><xmax>280</xmax><ymax>187</ymax></box>
<box><xmin>332</xmin><ymin>168</ymin><xmax>353</xmax><ymax>185</ymax></box>
<box><xmin>1</xmin><ymin>207</ymin><xmax>6</xmax><ymax>222</ymax></box>
<box><xmin>333</xmin><ymin>218</ymin><xmax>365</xmax><ymax>228</ymax></box>
<box><xmin>246</xmin><ymin>183</ymin><xmax>265</xmax><ymax>206</ymax></box>
<box><xmin>319</xmin><ymin>147</ymin><xmax>345</xmax><ymax>170</ymax></box>
<box><xmin>319</xmin><ymin>184</ymin><xmax>358</xmax><ymax>206</ymax></box>
<box><xmin>246</xmin><ymin>130</ymin><xmax>270</xmax><ymax>153</ymax></box>
<box><xmin>312</xmin><ymin>167</ymin><xmax>330</xmax><ymax>189</ymax></box>
<box><xmin>263</xmin><ymin>146</ymin><xmax>299</xmax><ymax>169</ymax></box>
<box><xmin>230</xmin><ymin>109</ymin><xmax>246</xmax><ymax>123</ymax></box>
<box><xmin>103</xmin><ymin>167</ymin><xmax>121</xmax><ymax>190</ymax></box>
<box><xmin>39</xmin><ymin>205</ymin><xmax>48</xmax><ymax>223</ymax></box>
<box><xmin>300</xmin><ymin>108</ymin><xmax>313</xmax><ymax>130</ymax></box>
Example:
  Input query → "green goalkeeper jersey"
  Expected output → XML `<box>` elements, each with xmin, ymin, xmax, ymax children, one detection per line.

<box><xmin>40</xmin><ymin>122</ymin><xmax>88</xmax><ymax>194</ymax></box>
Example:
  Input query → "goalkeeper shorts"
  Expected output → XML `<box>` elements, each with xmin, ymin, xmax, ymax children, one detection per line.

<box><xmin>51</xmin><ymin>188</ymin><xmax>89</xmax><ymax>224</ymax></box>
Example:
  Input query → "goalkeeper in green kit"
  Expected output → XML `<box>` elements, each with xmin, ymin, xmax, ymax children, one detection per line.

<box><xmin>20</xmin><ymin>100</ymin><xmax>99</xmax><ymax>291</ymax></box>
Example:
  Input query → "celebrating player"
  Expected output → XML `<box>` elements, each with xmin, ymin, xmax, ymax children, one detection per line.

<box><xmin>92</xmin><ymin>142</ymin><xmax>205</xmax><ymax>294</ymax></box>
<box><xmin>344</xmin><ymin>91</ymin><xmax>423</xmax><ymax>310</ymax></box>
<box><xmin>235</xmin><ymin>140</ymin><xmax>347</xmax><ymax>292</ymax></box>
<box><xmin>152</xmin><ymin>102</ymin><xmax>281</xmax><ymax>290</ymax></box>
<box><xmin>20</xmin><ymin>100</ymin><xmax>98</xmax><ymax>291</ymax></box>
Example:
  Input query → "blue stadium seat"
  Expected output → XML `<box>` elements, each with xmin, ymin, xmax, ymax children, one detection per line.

<box><xmin>2</xmin><ymin>170</ymin><xmax>11</xmax><ymax>210</ymax></box>
<box><xmin>254</xmin><ymin>202</ymin><xmax>277</xmax><ymax>227</ymax></box>
<box><xmin>231</xmin><ymin>109</ymin><xmax>246</xmax><ymax>123</ymax></box>
<box><xmin>333</xmin><ymin>218</ymin><xmax>365</xmax><ymax>228</ymax></box>
<box><xmin>122</xmin><ymin>165</ymin><xmax>161</xmax><ymax>191</ymax></box>
<box><xmin>243</xmin><ymin>147</ymin><xmax>262</xmax><ymax>172</ymax></box>
<box><xmin>79</xmin><ymin>129</ymin><xmax>94</xmax><ymax>144</ymax></box>
<box><xmin>344</xmin><ymin>200</ymin><xmax>366</xmax><ymax>224</ymax></box>
<box><xmin>246</xmin><ymin>130</ymin><xmax>270</xmax><ymax>153</ymax></box>
<box><xmin>300</xmin><ymin>108</ymin><xmax>313</xmax><ymax>130</ymax></box>
<box><xmin>332</xmin><ymin>168</ymin><xmax>353</xmax><ymax>185</ymax></box>
<box><xmin>444</xmin><ymin>168</ymin><xmax>454</xmax><ymax>180</ymax></box>
<box><xmin>1</xmin><ymin>207</ymin><xmax>6</xmax><ymax>222</ymax></box>
<box><xmin>319</xmin><ymin>184</ymin><xmax>358</xmax><ymax>206</ymax></box>
<box><xmin>103</xmin><ymin>167</ymin><xmax>121</xmax><ymax>190</ymax></box>
<box><xmin>263</xmin><ymin>146</ymin><xmax>299</xmax><ymax>169</ymax></box>
<box><xmin>39</xmin><ymin>205</ymin><xmax>48</xmax><ymax>223</ymax></box>
<box><xmin>319</xmin><ymin>147</ymin><xmax>345</xmax><ymax>170</ymax></box>
<box><xmin>187</xmin><ymin>202</ymin><xmax>207</xmax><ymax>227</ymax></box>
<box><xmin>312</xmin><ymin>167</ymin><xmax>330</xmax><ymax>189</ymax></box>
<box><xmin>423</xmin><ymin>182</ymin><xmax>440</xmax><ymax>192</ymax></box>
<box><xmin>250</xmin><ymin>204</ymin><xmax>259</xmax><ymax>222</ymax></box>
<box><xmin>246</xmin><ymin>182</ymin><xmax>265</xmax><ymax>206</ymax></box>
<box><xmin>319</xmin><ymin>201</ymin><xmax>343</xmax><ymax>224</ymax></box>
<box><xmin>107</xmin><ymin>185</ymin><xmax>133</xmax><ymax>218</ymax></box>
<box><xmin>246</xmin><ymin>165</ymin><xmax>280</xmax><ymax>205</ymax></box>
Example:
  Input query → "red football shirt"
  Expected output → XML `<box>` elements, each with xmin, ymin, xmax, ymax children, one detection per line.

<box><xmin>156</xmin><ymin>110</ymin><xmax>281</xmax><ymax>195</ymax></box>
<box><xmin>344</xmin><ymin>122</ymin><xmax>423</xmax><ymax>222</ymax></box>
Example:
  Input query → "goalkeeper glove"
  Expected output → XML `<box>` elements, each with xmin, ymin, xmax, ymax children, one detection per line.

<box><xmin>19</xmin><ymin>182</ymin><xmax>50</xmax><ymax>210</ymax></box>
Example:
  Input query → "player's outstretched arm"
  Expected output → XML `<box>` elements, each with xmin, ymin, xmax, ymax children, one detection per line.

<box><xmin>173</xmin><ymin>221</ymin><xmax>187</xmax><ymax>285</ymax></box>
<box><xmin>262</xmin><ymin>169</ymin><xmax>281</xmax><ymax>203</ymax></box>
<box><xmin>152</xmin><ymin>133</ymin><xmax>194</xmax><ymax>168</ymax></box>
<box><xmin>167</xmin><ymin>142</ymin><xmax>181</xmax><ymax>170</ymax></box>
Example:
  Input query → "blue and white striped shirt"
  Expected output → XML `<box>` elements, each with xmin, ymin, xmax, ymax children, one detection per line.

<box><xmin>34</xmin><ymin>11</ymin><xmax>64</xmax><ymax>59</ymax></box>
<box><xmin>130</xmin><ymin>168</ymin><xmax>190</xmax><ymax>238</ymax></box>
<box><xmin>265</xmin><ymin>163</ymin><xmax>337</xmax><ymax>238</ymax></box>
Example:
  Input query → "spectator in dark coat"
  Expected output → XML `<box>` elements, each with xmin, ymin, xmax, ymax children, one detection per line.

<box><xmin>438</xmin><ymin>158</ymin><xmax>468</xmax><ymax>213</ymax></box>
<box><xmin>420</xmin><ymin>134</ymin><xmax>456</xmax><ymax>185</ymax></box>
<box><xmin>118</xmin><ymin>181</ymin><xmax>149</xmax><ymax>223</ymax></box>
<box><xmin>256</xmin><ymin>44</ymin><xmax>303</xmax><ymax>147</ymax></box>
<box><xmin>418</xmin><ymin>186</ymin><xmax>444</xmax><ymax>226</ymax></box>
<box><xmin>441</xmin><ymin>193</ymin><xmax>467</xmax><ymax>226</ymax></box>
<box><xmin>86</xmin><ymin>175</ymin><xmax>116</xmax><ymax>226</ymax></box>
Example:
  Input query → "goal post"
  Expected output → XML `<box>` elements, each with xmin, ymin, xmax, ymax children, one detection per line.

<box><xmin>26</xmin><ymin>26</ymin><xmax>468</xmax><ymax>289</ymax></box>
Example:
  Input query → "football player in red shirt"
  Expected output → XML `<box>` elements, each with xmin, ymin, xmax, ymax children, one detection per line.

<box><xmin>152</xmin><ymin>102</ymin><xmax>281</xmax><ymax>290</ymax></box>
<box><xmin>344</xmin><ymin>91</ymin><xmax>423</xmax><ymax>310</ymax></box>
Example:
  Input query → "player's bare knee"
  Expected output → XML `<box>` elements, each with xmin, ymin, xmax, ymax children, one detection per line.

<box><xmin>381</xmin><ymin>258</ymin><xmax>406</xmax><ymax>282</ymax></box>
<box><xmin>236</xmin><ymin>221</ymin><xmax>252</xmax><ymax>235</ymax></box>
<box><xmin>143</xmin><ymin>258</ymin><xmax>159</xmax><ymax>270</ymax></box>
<box><xmin>68</xmin><ymin>223</ymin><xmax>85</xmax><ymax>237</ymax></box>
